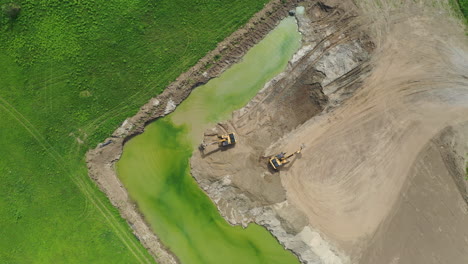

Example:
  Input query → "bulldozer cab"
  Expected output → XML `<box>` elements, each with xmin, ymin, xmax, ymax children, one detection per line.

<box><xmin>269</xmin><ymin>145</ymin><xmax>304</xmax><ymax>171</ymax></box>
<box><xmin>219</xmin><ymin>132</ymin><xmax>236</xmax><ymax>147</ymax></box>
<box><xmin>269</xmin><ymin>155</ymin><xmax>286</xmax><ymax>170</ymax></box>
<box><xmin>276</xmin><ymin>152</ymin><xmax>285</xmax><ymax>159</ymax></box>
<box><xmin>270</xmin><ymin>157</ymin><xmax>282</xmax><ymax>170</ymax></box>
<box><xmin>199</xmin><ymin>132</ymin><xmax>236</xmax><ymax>151</ymax></box>
<box><xmin>219</xmin><ymin>133</ymin><xmax>236</xmax><ymax>146</ymax></box>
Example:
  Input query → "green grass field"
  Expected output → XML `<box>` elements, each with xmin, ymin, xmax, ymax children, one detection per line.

<box><xmin>0</xmin><ymin>0</ymin><xmax>269</xmax><ymax>263</ymax></box>
<box><xmin>460</xmin><ymin>0</ymin><xmax>468</xmax><ymax>24</ymax></box>
<box><xmin>453</xmin><ymin>0</ymin><xmax>468</xmax><ymax>24</ymax></box>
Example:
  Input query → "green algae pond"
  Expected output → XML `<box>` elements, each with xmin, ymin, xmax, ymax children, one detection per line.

<box><xmin>117</xmin><ymin>17</ymin><xmax>301</xmax><ymax>264</ymax></box>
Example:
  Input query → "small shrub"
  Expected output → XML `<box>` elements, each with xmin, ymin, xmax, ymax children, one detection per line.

<box><xmin>465</xmin><ymin>156</ymin><xmax>468</xmax><ymax>180</ymax></box>
<box><xmin>2</xmin><ymin>2</ymin><xmax>21</xmax><ymax>20</ymax></box>
<box><xmin>204</xmin><ymin>63</ymin><xmax>213</xmax><ymax>70</ymax></box>
<box><xmin>465</xmin><ymin>161</ymin><xmax>468</xmax><ymax>180</ymax></box>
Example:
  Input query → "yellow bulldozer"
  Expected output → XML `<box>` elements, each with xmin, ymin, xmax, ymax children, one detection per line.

<box><xmin>199</xmin><ymin>132</ymin><xmax>236</xmax><ymax>150</ymax></box>
<box><xmin>269</xmin><ymin>145</ymin><xmax>304</xmax><ymax>170</ymax></box>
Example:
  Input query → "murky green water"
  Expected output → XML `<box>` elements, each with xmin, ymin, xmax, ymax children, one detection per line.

<box><xmin>117</xmin><ymin>17</ymin><xmax>301</xmax><ymax>264</ymax></box>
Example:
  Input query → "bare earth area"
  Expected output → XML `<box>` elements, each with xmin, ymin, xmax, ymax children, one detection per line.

<box><xmin>191</xmin><ymin>1</ymin><xmax>468</xmax><ymax>263</ymax></box>
<box><xmin>360</xmin><ymin>125</ymin><xmax>468</xmax><ymax>264</ymax></box>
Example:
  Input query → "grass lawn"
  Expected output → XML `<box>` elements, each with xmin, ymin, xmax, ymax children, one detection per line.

<box><xmin>0</xmin><ymin>0</ymin><xmax>269</xmax><ymax>263</ymax></box>
<box><xmin>459</xmin><ymin>0</ymin><xmax>468</xmax><ymax>18</ymax></box>
<box><xmin>454</xmin><ymin>0</ymin><xmax>468</xmax><ymax>24</ymax></box>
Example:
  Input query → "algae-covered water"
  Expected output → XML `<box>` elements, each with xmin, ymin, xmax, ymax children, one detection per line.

<box><xmin>117</xmin><ymin>17</ymin><xmax>301</xmax><ymax>264</ymax></box>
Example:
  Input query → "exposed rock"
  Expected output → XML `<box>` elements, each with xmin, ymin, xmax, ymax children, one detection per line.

<box><xmin>164</xmin><ymin>99</ymin><xmax>177</xmax><ymax>115</ymax></box>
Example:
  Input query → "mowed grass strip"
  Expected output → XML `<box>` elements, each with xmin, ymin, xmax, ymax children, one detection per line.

<box><xmin>0</xmin><ymin>0</ymin><xmax>269</xmax><ymax>263</ymax></box>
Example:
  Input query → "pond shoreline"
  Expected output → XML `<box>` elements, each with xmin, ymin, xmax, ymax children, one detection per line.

<box><xmin>86</xmin><ymin>1</ymin><xmax>302</xmax><ymax>263</ymax></box>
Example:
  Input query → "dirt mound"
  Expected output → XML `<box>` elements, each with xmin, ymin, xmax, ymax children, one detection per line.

<box><xmin>191</xmin><ymin>1</ymin><xmax>468</xmax><ymax>263</ymax></box>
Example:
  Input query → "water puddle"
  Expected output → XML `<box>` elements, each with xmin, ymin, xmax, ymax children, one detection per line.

<box><xmin>117</xmin><ymin>17</ymin><xmax>301</xmax><ymax>264</ymax></box>
<box><xmin>295</xmin><ymin>6</ymin><xmax>305</xmax><ymax>15</ymax></box>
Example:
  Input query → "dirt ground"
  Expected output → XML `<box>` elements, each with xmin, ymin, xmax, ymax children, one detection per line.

<box><xmin>360</xmin><ymin>125</ymin><xmax>468</xmax><ymax>264</ymax></box>
<box><xmin>191</xmin><ymin>1</ymin><xmax>468</xmax><ymax>263</ymax></box>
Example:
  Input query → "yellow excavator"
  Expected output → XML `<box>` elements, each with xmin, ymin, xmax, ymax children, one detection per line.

<box><xmin>199</xmin><ymin>132</ymin><xmax>236</xmax><ymax>150</ymax></box>
<box><xmin>269</xmin><ymin>145</ymin><xmax>304</xmax><ymax>170</ymax></box>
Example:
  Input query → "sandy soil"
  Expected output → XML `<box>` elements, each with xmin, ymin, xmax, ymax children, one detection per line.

<box><xmin>192</xmin><ymin>1</ymin><xmax>468</xmax><ymax>263</ymax></box>
<box><xmin>360</xmin><ymin>124</ymin><xmax>468</xmax><ymax>264</ymax></box>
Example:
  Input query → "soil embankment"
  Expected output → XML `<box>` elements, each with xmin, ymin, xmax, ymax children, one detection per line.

<box><xmin>86</xmin><ymin>0</ymin><xmax>303</xmax><ymax>263</ymax></box>
<box><xmin>192</xmin><ymin>1</ymin><xmax>468</xmax><ymax>263</ymax></box>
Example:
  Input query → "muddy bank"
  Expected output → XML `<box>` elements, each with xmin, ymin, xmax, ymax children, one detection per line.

<box><xmin>191</xmin><ymin>0</ymin><xmax>468</xmax><ymax>264</ymax></box>
<box><xmin>86</xmin><ymin>0</ymin><xmax>303</xmax><ymax>263</ymax></box>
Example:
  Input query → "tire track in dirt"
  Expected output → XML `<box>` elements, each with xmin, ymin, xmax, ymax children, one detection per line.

<box><xmin>0</xmin><ymin>96</ymin><xmax>152</xmax><ymax>264</ymax></box>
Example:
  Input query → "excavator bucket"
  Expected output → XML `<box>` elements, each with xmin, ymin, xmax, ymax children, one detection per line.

<box><xmin>199</xmin><ymin>142</ymin><xmax>208</xmax><ymax>151</ymax></box>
